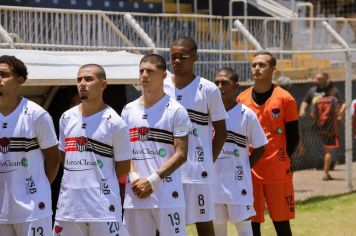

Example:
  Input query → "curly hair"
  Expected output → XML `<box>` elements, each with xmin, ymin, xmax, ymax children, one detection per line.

<box><xmin>0</xmin><ymin>55</ymin><xmax>28</xmax><ymax>80</ymax></box>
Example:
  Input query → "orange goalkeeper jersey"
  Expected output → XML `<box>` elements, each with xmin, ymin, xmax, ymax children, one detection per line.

<box><xmin>236</xmin><ymin>86</ymin><xmax>298</xmax><ymax>183</ymax></box>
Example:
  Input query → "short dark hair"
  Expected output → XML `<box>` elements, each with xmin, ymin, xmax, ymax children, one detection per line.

<box><xmin>217</xmin><ymin>67</ymin><xmax>239</xmax><ymax>83</ymax></box>
<box><xmin>254</xmin><ymin>51</ymin><xmax>276</xmax><ymax>67</ymax></box>
<box><xmin>315</xmin><ymin>72</ymin><xmax>329</xmax><ymax>80</ymax></box>
<box><xmin>170</xmin><ymin>36</ymin><xmax>198</xmax><ymax>53</ymax></box>
<box><xmin>79</xmin><ymin>64</ymin><xmax>106</xmax><ymax>80</ymax></box>
<box><xmin>0</xmin><ymin>55</ymin><xmax>28</xmax><ymax>80</ymax></box>
<box><xmin>140</xmin><ymin>54</ymin><xmax>166</xmax><ymax>71</ymax></box>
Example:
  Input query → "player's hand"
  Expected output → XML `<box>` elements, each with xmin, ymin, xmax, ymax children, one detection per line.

<box><xmin>131</xmin><ymin>178</ymin><xmax>153</xmax><ymax>199</ymax></box>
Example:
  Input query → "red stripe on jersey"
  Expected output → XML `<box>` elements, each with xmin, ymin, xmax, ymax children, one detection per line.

<box><xmin>64</xmin><ymin>137</ymin><xmax>78</xmax><ymax>152</ymax></box>
<box><xmin>129</xmin><ymin>128</ymin><xmax>140</xmax><ymax>142</ymax></box>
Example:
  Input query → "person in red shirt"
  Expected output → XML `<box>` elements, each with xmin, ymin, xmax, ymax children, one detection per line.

<box><xmin>236</xmin><ymin>51</ymin><xmax>299</xmax><ymax>236</ymax></box>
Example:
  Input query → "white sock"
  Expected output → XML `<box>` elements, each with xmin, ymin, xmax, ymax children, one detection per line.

<box><xmin>213</xmin><ymin>222</ymin><xmax>227</xmax><ymax>236</ymax></box>
<box><xmin>235</xmin><ymin>220</ymin><xmax>253</xmax><ymax>236</ymax></box>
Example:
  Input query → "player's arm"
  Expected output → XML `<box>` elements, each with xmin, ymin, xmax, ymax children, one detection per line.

<box><xmin>42</xmin><ymin>145</ymin><xmax>61</xmax><ymax>184</ymax></box>
<box><xmin>133</xmin><ymin>135</ymin><xmax>188</xmax><ymax>199</ymax></box>
<box><xmin>115</xmin><ymin>160</ymin><xmax>130</xmax><ymax>179</ymax></box>
<box><xmin>209</xmin><ymin>87</ymin><xmax>227</xmax><ymax>162</ymax></box>
<box><xmin>249</xmin><ymin>145</ymin><xmax>265</xmax><ymax>168</ymax></box>
<box><xmin>35</xmin><ymin>112</ymin><xmax>61</xmax><ymax>184</ymax></box>
<box><xmin>247</xmin><ymin>110</ymin><xmax>267</xmax><ymax>167</ymax></box>
<box><xmin>285</xmin><ymin>120</ymin><xmax>299</xmax><ymax>158</ymax></box>
<box><xmin>156</xmin><ymin>135</ymin><xmax>188</xmax><ymax>178</ymax></box>
<box><xmin>59</xmin><ymin>150</ymin><xmax>65</xmax><ymax>167</ymax></box>
<box><xmin>212</xmin><ymin>119</ymin><xmax>227</xmax><ymax>162</ymax></box>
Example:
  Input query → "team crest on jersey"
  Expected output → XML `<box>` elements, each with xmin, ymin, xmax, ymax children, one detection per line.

<box><xmin>177</xmin><ymin>95</ymin><xmax>182</xmax><ymax>101</ymax></box>
<box><xmin>0</xmin><ymin>137</ymin><xmax>10</xmax><ymax>154</ymax></box>
<box><xmin>271</xmin><ymin>108</ymin><xmax>281</xmax><ymax>118</ymax></box>
<box><xmin>76</xmin><ymin>136</ymin><xmax>88</xmax><ymax>152</ymax></box>
<box><xmin>2</xmin><ymin>123</ymin><xmax>7</xmax><ymax>129</ymax></box>
<box><xmin>54</xmin><ymin>225</ymin><xmax>63</xmax><ymax>235</ymax></box>
<box><xmin>138</xmin><ymin>127</ymin><xmax>150</xmax><ymax>141</ymax></box>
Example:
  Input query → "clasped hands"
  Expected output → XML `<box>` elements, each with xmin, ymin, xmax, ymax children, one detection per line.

<box><xmin>131</xmin><ymin>177</ymin><xmax>154</xmax><ymax>199</ymax></box>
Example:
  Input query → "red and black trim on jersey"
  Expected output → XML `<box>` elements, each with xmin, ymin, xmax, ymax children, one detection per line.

<box><xmin>129</xmin><ymin>127</ymin><xmax>174</xmax><ymax>145</ymax></box>
<box><xmin>225</xmin><ymin>131</ymin><xmax>246</xmax><ymax>148</ymax></box>
<box><xmin>187</xmin><ymin>109</ymin><xmax>209</xmax><ymax>126</ymax></box>
<box><xmin>64</xmin><ymin>137</ymin><xmax>113</xmax><ymax>158</ymax></box>
<box><xmin>0</xmin><ymin>137</ymin><xmax>39</xmax><ymax>154</ymax></box>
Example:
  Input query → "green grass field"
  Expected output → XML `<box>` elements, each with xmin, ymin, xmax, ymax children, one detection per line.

<box><xmin>187</xmin><ymin>192</ymin><xmax>356</xmax><ymax>236</ymax></box>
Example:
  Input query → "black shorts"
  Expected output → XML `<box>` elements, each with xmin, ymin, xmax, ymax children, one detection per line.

<box><xmin>321</xmin><ymin>134</ymin><xmax>339</xmax><ymax>149</ymax></box>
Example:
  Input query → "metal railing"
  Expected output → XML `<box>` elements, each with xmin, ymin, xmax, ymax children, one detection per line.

<box><xmin>0</xmin><ymin>6</ymin><xmax>355</xmax><ymax>82</ymax></box>
<box><xmin>0</xmin><ymin>5</ymin><xmax>354</xmax><ymax>195</ymax></box>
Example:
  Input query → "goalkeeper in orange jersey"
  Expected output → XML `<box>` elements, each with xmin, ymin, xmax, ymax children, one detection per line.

<box><xmin>236</xmin><ymin>51</ymin><xmax>299</xmax><ymax>236</ymax></box>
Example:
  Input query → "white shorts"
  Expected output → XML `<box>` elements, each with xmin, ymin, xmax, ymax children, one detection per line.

<box><xmin>0</xmin><ymin>216</ymin><xmax>52</xmax><ymax>236</ymax></box>
<box><xmin>124</xmin><ymin>208</ymin><xmax>186</xmax><ymax>236</ymax></box>
<box><xmin>183</xmin><ymin>183</ymin><xmax>215</xmax><ymax>224</ymax></box>
<box><xmin>214</xmin><ymin>204</ymin><xmax>256</xmax><ymax>223</ymax></box>
<box><xmin>53</xmin><ymin>220</ymin><xmax>129</xmax><ymax>236</ymax></box>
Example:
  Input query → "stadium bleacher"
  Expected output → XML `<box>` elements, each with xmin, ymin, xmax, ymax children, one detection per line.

<box><xmin>0</xmin><ymin>0</ymin><xmax>162</xmax><ymax>13</ymax></box>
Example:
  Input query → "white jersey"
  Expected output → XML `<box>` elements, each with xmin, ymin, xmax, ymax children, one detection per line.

<box><xmin>164</xmin><ymin>76</ymin><xmax>227</xmax><ymax>184</ymax></box>
<box><xmin>214</xmin><ymin>104</ymin><xmax>267</xmax><ymax>205</ymax></box>
<box><xmin>122</xmin><ymin>95</ymin><xmax>191</xmax><ymax>209</ymax></box>
<box><xmin>0</xmin><ymin>97</ymin><xmax>58</xmax><ymax>223</ymax></box>
<box><xmin>56</xmin><ymin>105</ymin><xmax>131</xmax><ymax>222</ymax></box>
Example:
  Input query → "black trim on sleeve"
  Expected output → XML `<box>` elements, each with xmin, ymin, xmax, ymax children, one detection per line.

<box><xmin>285</xmin><ymin>120</ymin><xmax>299</xmax><ymax>157</ymax></box>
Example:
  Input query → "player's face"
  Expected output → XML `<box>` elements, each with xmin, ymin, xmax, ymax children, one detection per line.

<box><xmin>251</xmin><ymin>55</ymin><xmax>275</xmax><ymax>82</ymax></box>
<box><xmin>215</xmin><ymin>71</ymin><xmax>237</xmax><ymax>102</ymax></box>
<box><xmin>170</xmin><ymin>45</ymin><xmax>196</xmax><ymax>75</ymax></box>
<box><xmin>0</xmin><ymin>63</ymin><xmax>24</xmax><ymax>97</ymax></box>
<box><xmin>139</xmin><ymin>62</ymin><xmax>166</xmax><ymax>91</ymax></box>
<box><xmin>76</xmin><ymin>67</ymin><xmax>106</xmax><ymax>101</ymax></box>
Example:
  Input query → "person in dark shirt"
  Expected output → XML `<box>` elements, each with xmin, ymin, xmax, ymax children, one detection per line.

<box><xmin>312</xmin><ymin>82</ymin><xmax>341</xmax><ymax>180</ymax></box>
<box><xmin>299</xmin><ymin>72</ymin><xmax>345</xmax><ymax>120</ymax></box>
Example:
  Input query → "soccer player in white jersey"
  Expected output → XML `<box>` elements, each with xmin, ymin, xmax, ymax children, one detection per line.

<box><xmin>0</xmin><ymin>55</ymin><xmax>61</xmax><ymax>236</ymax></box>
<box><xmin>53</xmin><ymin>64</ymin><xmax>131</xmax><ymax>236</ymax></box>
<box><xmin>122</xmin><ymin>54</ymin><xmax>191</xmax><ymax>236</ymax></box>
<box><xmin>213</xmin><ymin>68</ymin><xmax>267</xmax><ymax>236</ymax></box>
<box><xmin>164</xmin><ymin>36</ymin><xmax>227</xmax><ymax>236</ymax></box>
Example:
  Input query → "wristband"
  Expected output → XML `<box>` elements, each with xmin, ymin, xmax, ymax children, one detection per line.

<box><xmin>129</xmin><ymin>172</ymin><xmax>140</xmax><ymax>183</ymax></box>
<box><xmin>146</xmin><ymin>172</ymin><xmax>161</xmax><ymax>186</ymax></box>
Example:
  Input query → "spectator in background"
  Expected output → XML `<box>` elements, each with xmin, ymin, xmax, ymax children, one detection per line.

<box><xmin>299</xmin><ymin>72</ymin><xmax>345</xmax><ymax>170</ymax></box>
<box><xmin>299</xmin><ymin>72</ymin><xmax>345</xmax><ymax>120</ymax></box>
<box><xmin>352</xmin><ymin>99</ymin><xmax>356</xmax><ymax>161</ymax></box>
<box><xmin>312</xmin><ymin>82</ymin><xmax>341</xmax><ymax>180</ymax></box>
<box><xmin>352</xmin><ymin>99</ymin><xmax>356</xmax><ymax>139</ymax></box>
<box><xmin>275</xmin><ymin>75</ymin><xmax>292</xmax><ymax>92</ymax></box>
